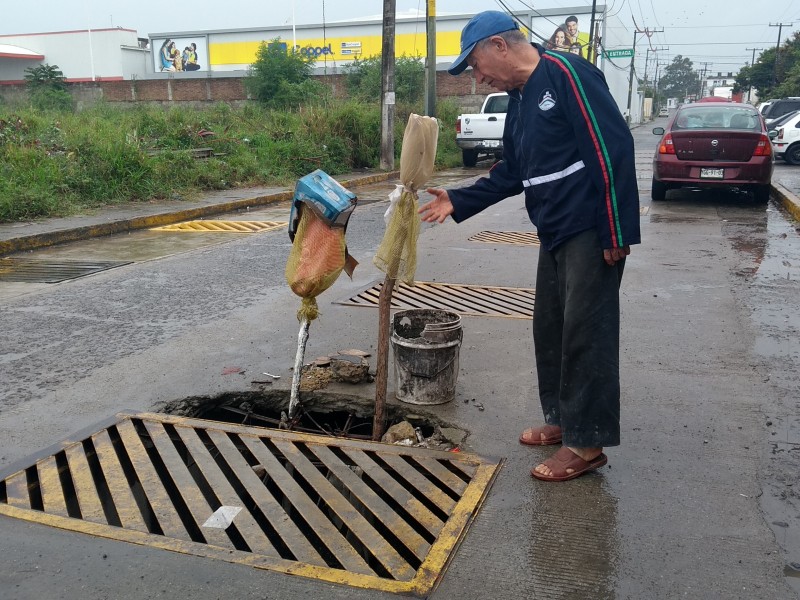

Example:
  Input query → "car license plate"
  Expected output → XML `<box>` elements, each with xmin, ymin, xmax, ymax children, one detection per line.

<box><xmin>484</xmin><ymin>140</ymin><xmax>500</xmax><ymax>148</ymax></box>
<box><xmin>700</xmin><ymin>168</ymin><xmax>724</xmax><ymax>179</ymax></box>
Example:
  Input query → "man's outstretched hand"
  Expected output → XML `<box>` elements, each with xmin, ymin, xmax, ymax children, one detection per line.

<box><xmin>419</xmin><ymin>188</ymin><xmax>455</xmax><ymax>223</ymax></box>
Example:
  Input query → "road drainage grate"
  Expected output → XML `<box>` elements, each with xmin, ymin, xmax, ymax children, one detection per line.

<box><xmin>0</xmin><ymin>411</ymin><xmax>501</xmax><ymax>595</ymax></box>
<box><xmin>0</xmin><ymin>258</ymin><xmax>132</xmax><ymax>283</ymax></box>
<box><xmin>151</xmin><ymin>220</ymin><xmax>287</xmax><ymax>233</ymax></box>
<box><xmin>337</xmin><ymin>281</ymin><xmax>535</xmax><ymax>319</ymax></box>
<box><xmin>468</xmin><ymin>231</ymin><xmax>540</xmax><ymax>246</ymax></box>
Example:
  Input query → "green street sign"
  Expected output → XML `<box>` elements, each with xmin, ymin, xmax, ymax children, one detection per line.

<box><xmin>605</xmin><ymin>48</ymin><xmax>634</xmax><ymax>59</ymax></box>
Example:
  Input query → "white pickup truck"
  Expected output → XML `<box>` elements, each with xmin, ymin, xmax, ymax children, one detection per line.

<box><xmin>456</xmin><ymin>92</ymin><xmax>509</xmax><ymax>167</ymax></box>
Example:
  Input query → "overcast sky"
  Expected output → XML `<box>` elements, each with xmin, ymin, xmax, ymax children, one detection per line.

<box><xmin>2</xmin><ymin>0</ymin><xmax>799</xmax><ymax>73</ymax></box>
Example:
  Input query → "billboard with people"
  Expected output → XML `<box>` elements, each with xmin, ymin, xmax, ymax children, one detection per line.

<box><xmin>153</xmin><ymin>37</ymin><xmax>208</xmax><ymax>72</ymax></box>
<box><xmin>531</xmin><ymin>13</ymin><xmax>593</xmax><ymax>60</ymax></box>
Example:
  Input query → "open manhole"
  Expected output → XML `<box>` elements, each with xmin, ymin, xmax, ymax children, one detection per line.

<box><xmin>0</xmin><ymin>406</ymin><xmax>500</xmax><ymax>595</ymax></box>
<box><xmin>0</xmin><ymin>258</ymin><xmax>132</xmax><ymax>283</ymax></box>
<box><xmin>151</xmin><ymin>220</ymin><xmax>287</xmax><ymax>233</ymax></box>
<box><xmin>468</xmin><ymin>231</ymin><xmax>541</xmax><ymax>246</ymax></box>
<box><xmin>337</xmin><ymin>280</ymin><xmax>535</xmax><ymax>320</ymax></box>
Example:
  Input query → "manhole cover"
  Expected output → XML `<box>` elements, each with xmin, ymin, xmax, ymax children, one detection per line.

<box><xmin>151</xmin><ymin>220</ymin><xmax>287</xmax><ymax>233</ymax></box>
<box><xmin>468</xmin><ymin>231</ymin><xmax>540</xmax><ymax>246</ymax></box>
<box><xmin>337</xmin><ymin>281</ymin><xmax>535</xmax><ymax>319</ymax></box>
<box><xmin>0</xmin><ymin>258</ymin><xmax>132</xmax><ymax>283</ymax></box>
<box><xmin>0</xmin><ymin>411</ymin><xmax>500</xmax><ymax>595</ymax></box>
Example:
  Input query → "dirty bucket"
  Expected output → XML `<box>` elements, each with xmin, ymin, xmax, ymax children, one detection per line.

<box><xmin>391</xmin><ymin>309</ymin><xmax>462</xmax><ymax>405</ymax></box>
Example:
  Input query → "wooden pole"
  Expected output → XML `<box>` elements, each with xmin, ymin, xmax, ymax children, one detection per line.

<box><xmin>372</xmin><ymin>275</ymin><xmax>395</xmax><ymax>440</ymax></box>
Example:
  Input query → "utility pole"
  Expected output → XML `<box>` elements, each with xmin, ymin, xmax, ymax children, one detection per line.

<box><xmin>697</xmin><ymin>61</ymin><xmax>711</xmax><ymax>99</ymax></box>
<box><xmin>587</xmin><ymin>0</ymin><xmax>598</xmax><ymax>64</ymax></box>
<box><xmin>424</xmin><ymin>0</ymin><xmax>436</xmax><ymax>117</ymax></box>
<box><xmin>769</xmin><ymin>22</ymin><xmax>792</xmax><ymax>85</ymax></box>
<box><xmin>745</xmin><ymin>47</ymin><xmax>764</xmax><ymax>103</ymax></box>
<box><xmin>641</xmin><ymin>46</ymin><xmax>667</xmax><ymax>119</ymax></box>
<box><xmin>380</xmin><ymin>0</ymin><xmax>396</xmax><ymax>170</ymax></box>
<box><xmin>626</xmin><ymin>23</ymin><xmax>661</xmax><ymax>124</ymax></box>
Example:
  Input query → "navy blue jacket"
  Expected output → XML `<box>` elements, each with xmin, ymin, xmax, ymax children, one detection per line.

<box><xmin>449</xmin><ymin>45</ymin><xmax>641</xmax><ymax>252</ymax></box>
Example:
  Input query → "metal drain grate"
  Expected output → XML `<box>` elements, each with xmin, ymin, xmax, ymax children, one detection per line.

<box><xmin>468</xmin><ymin>231</ymin><xmax>540</xmax><ymax>246</ymax></box>
<box><xmin>0</xmin><ymin>258</ymin><xmax>132</xmax><ymax>283</ymax></box>
<box><xmin>151</xmin><ymin>220</ymin><xmax>287</xmax><ymax>233</ymax></box>
<box><xmin>0</xmin><ymin>412</ymin><xmax>500</xmax><ymax>595</ymax></box>
<box><xmin>337</xmin><ymin>281</ymin><xmax>535</xmax><ymax>319</ymax></box>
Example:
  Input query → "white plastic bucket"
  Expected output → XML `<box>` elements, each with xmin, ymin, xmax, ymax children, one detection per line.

<box><xmin>391</xmin><ymin>309</ymin><xmax>462</xmax><ymax>405</ymax></box>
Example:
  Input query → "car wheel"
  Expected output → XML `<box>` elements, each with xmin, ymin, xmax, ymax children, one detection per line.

<box><xmin>785</xmin><ymin>143</ymin><xmax>800</xmax><ymax>165</ymax></box>
<box><xmin>752</xmin><ymin>184</ymin><xmax>770</xmax><ymax>203</ymax></box>
<box><xmin>462</xmin><ymin>149</ymin><xmax>478</xmax><ymax>167</ymax></box>
<box><xmin>651</xmin><ymin>178</ymin><xmax>667</xmax><ymax>201</ymax></box>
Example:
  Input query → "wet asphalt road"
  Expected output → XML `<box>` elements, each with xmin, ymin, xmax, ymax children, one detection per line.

<box><xmin>1</xmin><ymin>125</ymin><xmax>800</xmax><ymax>598</ymax></box>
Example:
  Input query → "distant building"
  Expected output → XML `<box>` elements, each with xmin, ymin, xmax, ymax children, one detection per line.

<box><xmin>0</xmin><ymin>28</ymin><xmax>149</xmax><ymax>83</ymax></box>
<box><xmin>0</xmin><ymin>5</ymin><xmax>640</xmax><ymax>118</ymax></box>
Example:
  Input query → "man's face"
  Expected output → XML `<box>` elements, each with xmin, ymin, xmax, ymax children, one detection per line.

<box><xmin>566</xmin><ymin>20</ymin><xmax>578</xmax><ymax>36</ymax></box>
<box><xmin>467</xmin><ymin>37</ymin><xmax>513</xmax><ymax>92</ymax></box>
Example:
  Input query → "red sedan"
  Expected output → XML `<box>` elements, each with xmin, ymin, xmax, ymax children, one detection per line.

<box><xmin>651</xmin><ymin>103</ymin><xmax>773</xmax><ymax>202</ymax></box>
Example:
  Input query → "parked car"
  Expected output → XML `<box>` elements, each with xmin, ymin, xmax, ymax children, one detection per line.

<box><xmin>651</xmin><ymin>102</ymin><xmax>773</xmax><ymax>202</ymax></box>
<box><xmin>456</xmin><ymin>92</ymin><xmax>508</xmax><ymax>167</ymax></box>
<box><xmin>758</xmin><ymin>99</ymin><xmax>778</xmax><ymax>115</ymax></box>
<box><xmin>766</xmin><ymin>109</ymin><xmax>800</xmax><ymax>132</ymax></box>
<box><xmin>761</xmin><ymin>97</ymin><xmax>800</xmax><ymax>125</ymax></box>
<box><xmin>658</xmin><ymin>107</ymin><xmax>669</xmax><ymax>117</ymax></box>
<box><xmin>770</xmin><ymin>110</ymin><xmax>800</xmax><ymax>165</ymax></box>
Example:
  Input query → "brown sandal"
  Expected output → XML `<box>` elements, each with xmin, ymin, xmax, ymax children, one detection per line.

<box><xmin>518</xmin><ymin>424</ymin><xmax>562</xmax><ymax>446</ymax></box>
<box><xmin>530</xmin><ymin>446</ymin><xmax>608</xmax><ymax>482</ymax></box>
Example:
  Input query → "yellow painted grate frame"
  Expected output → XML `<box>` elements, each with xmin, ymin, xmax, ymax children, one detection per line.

<box><xmin>151</xmin><ymin>220</ymin><xmax>287</xmax><ymax>233</ymax></box>
<box><xmin>0</xmin><ymin>411</ymin><xmax>501</xmax><ymax>596</ymax></box>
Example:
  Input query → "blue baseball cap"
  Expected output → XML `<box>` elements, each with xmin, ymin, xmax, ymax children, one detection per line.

<box><xmin>448</xmin><ymin>11</ymin><xmax>519</xmax><ymax>75</ymax></box>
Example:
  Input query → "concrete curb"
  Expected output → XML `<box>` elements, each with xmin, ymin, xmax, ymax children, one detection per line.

<box><xmin>771</xmin><ymin>181</ymin><xmax>800</xmax><ymax>223</ymax></box>
<box><xmin>0</xmin><ymin>170</ymin><xmax>400</xmax><ymax>256</ymax></box>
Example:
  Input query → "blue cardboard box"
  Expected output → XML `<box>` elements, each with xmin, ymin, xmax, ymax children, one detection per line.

<box><xmin>288</xmin><ymin>170</ymin><xmax>358</xmax><ymax>241</ymax></box>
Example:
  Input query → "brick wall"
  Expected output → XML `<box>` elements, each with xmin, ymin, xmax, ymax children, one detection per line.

<box><xmin>1</xmin><ymin>71</ymin><xmax>494</xmax><ymax>111</ymax></box>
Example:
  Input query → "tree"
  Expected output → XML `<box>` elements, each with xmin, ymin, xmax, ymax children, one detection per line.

<box><xmin>24</xmin><ymin>64</ymin><xmax>67</xmax><ymax>91</ymax></box>
<box><xmin>659</xmin><ymin>56</ymin><xmax>698</xmax><ymax>101</ymax></box>
<box><xmin>734</xmin><ymin>32</ymin><xmax>800</xmax><ymax>100</ymax></box>
<box><xmin>344</xmin><ymin>55</ymin><xmax>425</xmax><ymax>104</ymax></box>
<box><xmin>244</xmin><ymin>38</ymin><xmax>325</xmax><ymax>109</ymax></box>
<box><xmin>24</xmin><ymin>64</ymin><xmax>71</xmax><ymax>111</ymax></box>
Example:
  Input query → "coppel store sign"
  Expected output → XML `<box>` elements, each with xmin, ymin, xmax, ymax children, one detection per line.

<box><xmin>277</xmin><ymin>42</ymin><xmax>335</xmax><ymax>57</ymax></box>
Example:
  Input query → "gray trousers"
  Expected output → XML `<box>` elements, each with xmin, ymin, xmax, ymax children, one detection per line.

<box><xmin>533</xmin><ymin>229</ymin><xmax>625</xmax><ymax>448</ymax></box>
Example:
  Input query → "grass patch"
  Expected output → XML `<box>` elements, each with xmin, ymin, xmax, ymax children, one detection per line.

<box><xmin>0</xmin><ymin>99</ymin><xmax>462</xmax><ymax>223</ymax></box>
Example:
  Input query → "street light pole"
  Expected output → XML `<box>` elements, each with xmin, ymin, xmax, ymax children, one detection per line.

<box><xmin>424</xmin><ymin>0</ymin><xmax>436</xmax><ymax>118</ymax></box>
<box><xmin>745</xmin><ymin>47</ymin><xmax>763</xmax><ymax>103</ymax></box>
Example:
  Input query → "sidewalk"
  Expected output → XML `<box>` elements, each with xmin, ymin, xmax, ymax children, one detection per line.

<box><xmin>0</xmin><ymin>170</ymin><xmax>398</xmax><ymax>255</ymax></box>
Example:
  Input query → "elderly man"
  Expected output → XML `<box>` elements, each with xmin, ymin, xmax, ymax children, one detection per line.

<box><xmin>420</xmin><ymin>11</ymin><xmax>640</xmax><ymax>481</ymax></box>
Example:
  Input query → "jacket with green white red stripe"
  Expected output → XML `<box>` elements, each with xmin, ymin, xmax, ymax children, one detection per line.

<box><xmin>448</xmin><ymin>44</ymin><xmax>640</xmax><ymax>252</ymax></box>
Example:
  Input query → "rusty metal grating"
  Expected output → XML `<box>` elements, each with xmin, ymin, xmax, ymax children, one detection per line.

<box><xmin>0</xmin><ymin>258</ymin><xmax>132</xmax><ymax>283</ymax></box>
<box><xmin>0</xmin><ymin>412</ymin><xmax>500</xmax><ymax>595</ymax></box>
<box><xmin>337</xmin><ymin>281</ymin><xmax>535</xmax><ymax>320</ymax></box>
<box><xmin>151</xmin><ymin>220</ymin><xmax>287</xmax><ymax>233</ymax></box>
<box><xmin>468</xmin><ymin>231</ymin><xmax>540</xmax><ymax>246</ymax></box>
